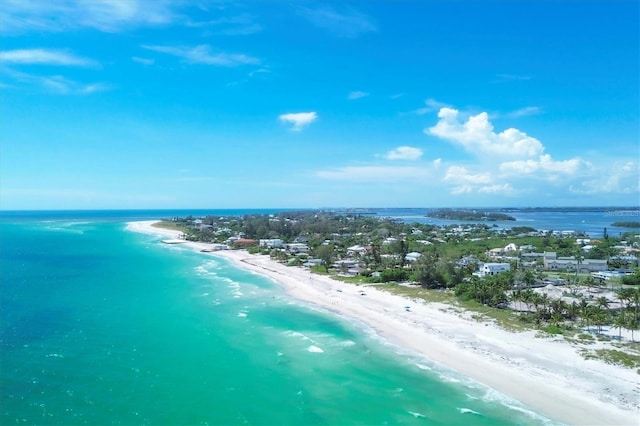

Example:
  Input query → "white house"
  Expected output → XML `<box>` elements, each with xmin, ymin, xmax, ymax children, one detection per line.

<box><xmin>259</xmin><ymin>238</ymin><xmax>284</xmax><ymax>248</ymax></box>
<box><xmin>347</xmin><ymin>245</ymin><xmax>368</xmax><ymax>256</ymax></box>
<box><xmin>476</xmin><ymin>262</ymin><xmax>511</xmax><ymax>277</ymax></box>
<box><xmin>405</xmin><ymin>252</ymin><xmax>422</xmax><ymax>262</ymax></box>
<box><xmin>504</xmin><ymin>243</ymin><xmax>518</xmax><ymax>252</ymax></box>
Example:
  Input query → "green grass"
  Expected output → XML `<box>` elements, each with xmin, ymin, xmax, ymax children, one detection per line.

<box><xmin>594</xmin><ymin>349</ymin><xmax>640</xmax><ymax>370</ymax></box>
<box><xmin>152</xmin><ymin>220</ymin><xmax>185</xmax><ymax>232</ymax></box>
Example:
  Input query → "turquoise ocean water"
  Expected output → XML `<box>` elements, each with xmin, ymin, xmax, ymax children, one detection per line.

<box><xmin>0</xmin><ymin>214</ymin><xmax>556</xmax><ymax>425</ymax></box>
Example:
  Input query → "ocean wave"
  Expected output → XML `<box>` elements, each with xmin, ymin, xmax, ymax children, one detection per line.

<box><xmin>407</xmin><ymin>410</ymin><xmax>428</xmax><ymax>419</ymax></box>
<box><xmin>307</xmin><ymin>345</ymin><xmax>324</xmax><ymax>353</ymax></box>
<box><xmin>482</xmin><ymin>388</ymin><xmax>556</xmax><ymax>425</ymax></box>
<box><xmin>458</xmin><ymin>407</ymin><xmax>481</xmax><ymax>415</ymax></box>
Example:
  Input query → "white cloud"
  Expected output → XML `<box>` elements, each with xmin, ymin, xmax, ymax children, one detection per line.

<box><xmin>316</xmin><ymin>166</ymin><xmax>430</xmax><ymax>182</ymax></box>
<box><xmin>279</xmin><ymin>112</ymin><xmax>317</xmax><ymax>131</ymax></box>
<box><xmin>384</xmin><ymin>146</ymin><xmax>423</xmax><ymax>161</ymax></box>
<box><xmin>451</xmin><ymin>185</ymin><xmax>473</xmax><ymax>195</ymax></box>
<box><xmin>3</xmin><ymin>69</ymin><xmax>110</xmax><ymax>94</ymax></box>
<box><xmin>478</xmin><ymin>183</ymin><xmax>515</xmax><ymax>195</ymax></box>
<box><xmin>433</xmin><ymin>158</ymin><xmax>442</xmax><ymax>168</ymax></box>
<box><xmin>499</xmin><ymin>154</ymin><xmax>585</xmax><ymax>177</ymax></box>
<box><xmin>0</xmin><ymin>0</ymin><xmax>179</xmax><ymax>33</ymax></box>
<box><xmin>142</xmin><ymin>44</ymin><xmax>259</xmax><ymax>66</ymax></box>
<box><xmin>571</xmin><ymin>161</ymin><xmax>639</xmax><ymax>195</ymax></box>
<box><xmin>443</xmin><ymin>165</ymin><xmax>492</xmax><ymax>185</ymax></box>
<box><xmin>297</xmin><ymin>5</ymin><xmax>377</xmax><ymax>38</ymax></box>
<box><xmin>428</xmin><ymin>107</ymin><xmax>544</xmax><ymax>158</ymax></box>
<box><xmin>348</xmin><ymin>91</ymin><xmax>368</xmax><ymax>100</ymax></box>
<box><xmin>0</xmin><ymin>48</ymin><xmax>98</xmax><ymax>67</ymax></box>
<box><xmin>132</xmin><ymin>56</ymin><xmax>154</xmax><ymax>65</ymax></box>
<box><xmin>415</xmin><ymin>98</ymin><xmax>449</xmax><ymax>115</ymax></box>
<box><xmin>506</xmin><ymin>106</ymin><xmax>542</xmax><ymax>118</ymax></box>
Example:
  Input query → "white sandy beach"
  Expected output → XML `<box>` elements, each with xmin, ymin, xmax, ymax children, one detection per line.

<box><xmin>127</xmin><ymin>220</ymin><xmax>639</xmax><ymax>425</ymax></box>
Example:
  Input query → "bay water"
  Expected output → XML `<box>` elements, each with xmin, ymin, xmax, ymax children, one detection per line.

<box><xmin>0</xmin><ymin>215</ymin><xmax>555</xmax><ymax>425</ymax></box>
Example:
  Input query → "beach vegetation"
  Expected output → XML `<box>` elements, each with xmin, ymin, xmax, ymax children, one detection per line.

<box><xmin>153</xmin><ymin>220</ymin><xmax>186</xmax><ymax>232</ymax></box>
<box><xmin>591</xmin><ymin>349</ymin><xmax>640</xmax><ymax>369</ymax></box>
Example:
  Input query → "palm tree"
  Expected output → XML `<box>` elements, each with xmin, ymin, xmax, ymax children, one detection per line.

<box><xmin>613</xmin><ymin>312</ymin><xmax>626</xmax><ymax>339</ymax></box>
<box><xmin>567</xmin><ymin>301</ymin><xmax>580</xmax><ymax>321</ymax></box>
<box><xmin>593</xmin><ymin>307</ymin><xmax>607</xmax><ymax>334</ymax></box>
<box><xmin>596</xmin><ymin>296</ymin><xmax>610</xmax><ymax>312</ymax></box>
<box><xmin>551</xmin><ymin>312</ymin><xmax>564</xmax><ymax>328</ymax></box>
<box><xmin>626</xmin><ymin>317</ymin><xmax>638</xmax><ymax>342</ymax></box>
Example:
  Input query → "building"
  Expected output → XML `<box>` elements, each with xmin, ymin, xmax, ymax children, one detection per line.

<box><xmin>259</xmin><ymin>238</ymin><xmax>284</xmax><ymax>248</ymax></box>
<box><xmin>405</xmin><ymin>252</ymin><xmax>422</xmax><ymax>262</ymax></box>
<box><xmin>476</xmin><ymin>262</ymin><xmax>511</xmax><ymax>277</ymax></box>
<box><xmin>542</xmin><ymin>252</ymin><xmax>607</xmax><ymax>272</ymax></box>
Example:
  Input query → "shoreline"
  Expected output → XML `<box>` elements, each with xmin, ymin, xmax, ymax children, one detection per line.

<box><xmin>127</xmin><ymin>220</ymin><xmax>639</xmax><ymax>425</ymax></box>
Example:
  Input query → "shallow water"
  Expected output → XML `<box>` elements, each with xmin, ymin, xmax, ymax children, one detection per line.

<box><xmin>0</xmin><ymin>216</ymin><xmax>555</xmax><ymax>425</ymax></box>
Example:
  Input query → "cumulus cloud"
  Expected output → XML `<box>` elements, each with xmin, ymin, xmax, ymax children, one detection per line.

<box><xmin>443</xmin><ymin>165</ymin><xmax>492</xmax><ymax>185</ymax></box>
<box><xmin>142</xmin><ymin>44</ymin><xmax>259</xmax><ymax>66</ymax></box>
<box><xmin>571</xmin><ymin>161</ymin><xmax>639</xmax><ymax>195</ymax></box>
<box><xmin>500</xmin><ymin>154</ymin><xmax>586</xmax><ymax>177</ymax></box>
<box><xmin>279</xmin><ymin>112</ymin><xmax>317</xmax><ymax>131</ymax></box>
<box><xmin>0</xmin><ymin>48</ymin><xmax>98</xmax><ymax>67</ymax></box>
<box><xmin>428</xmin><ymin>107</ymin><xmax>544</xmax><ymax>158</ymax></box>
<box><xmin>384</xmin><ymin>146</ymin><xmax>423</xmax><ymax>161</ymax></box>
<box><xmin>348</xmin><ymin>91</ymin><xmax>368</xmax><ymax>100</ymax></box>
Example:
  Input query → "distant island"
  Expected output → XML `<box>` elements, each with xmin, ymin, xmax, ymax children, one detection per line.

<box><xmin>426</xmin><ymin>209</ymin><xmax>516</xmax><ymax>221</ymax></box>
<box><xmin>611</xmin><ymin>221</ymin><xmax>640</xmax><ymax>228</ymax></box>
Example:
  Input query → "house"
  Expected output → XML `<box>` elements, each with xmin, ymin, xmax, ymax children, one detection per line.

<box><xmin>259</xmin><ymin>238</ymin><xmax>284</xmax><ymax>248</ymax></box>
<box><xmin>457</xmin><ymin>255</ymin><xmax>479</xmax><ymax>268</ymax></box>
<box><xmin>504</xmin><ymin>243</ymin><xmax>518</xmax><ymax>252</ymax></box>
<box><xmin>286</xmin><ymin>243</ymin><xmax>309</xmax><ymax>254</ymax></box>
<box><xmin>233</xmin><ymin>238</ymin><xmax>257</xmax><ymax>247</ymax></box>
<box><xmin>521</xmin><ymin>252</ymin><xmax>545</xmax><ymax>262</ymax></box>
<box><xmin>487</xmin><ymin>247</ymin><xmax>504</xmax><ymax>258</ymax></box>
<box><xmin>475</xmin><ymin>262</ymin><xmax>511</xmax><ymax>277</ymax></box>
<box><xmin>405</xmin><ymin>252</ymin><xmax>422</xmax><ymax>262</ymax></box>
<box><xmin>543</xmin><ymin>252</ymin><xmax>607</xmax><ymax>272</ymax></box>
<box><xmin>347</xmin><ymin>245</ymin><xmax>368</xmax><ymax>256</ymax></box>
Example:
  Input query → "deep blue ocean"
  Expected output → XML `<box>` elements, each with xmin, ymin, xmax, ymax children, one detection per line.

<box><xmin>2</xmin><ymin>208</ymin><xmax>631</xmax><ymax>424</ymax></box>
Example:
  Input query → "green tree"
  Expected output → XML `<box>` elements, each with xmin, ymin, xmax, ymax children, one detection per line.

<box><xmin>315</xmin><ymin>244</ymin><xmax>335</xmax><ymax>272</ymax></box>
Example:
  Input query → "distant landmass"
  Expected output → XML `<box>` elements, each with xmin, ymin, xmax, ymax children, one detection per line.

<box><xmin>611</xmin><ymin>221</ymin><xmax>640</xmax><ymax>228</ymax></box>
<box><xmin>426</xmin><ymin>209</ymin><xmax>516</xmax><ymax>221</ymax></box>
<box><xmin>495</xmin><ymin>207</ymin><xmax>639</xmax><ymax>213</ymax></box>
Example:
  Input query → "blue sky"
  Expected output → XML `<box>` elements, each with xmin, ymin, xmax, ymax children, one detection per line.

<box><xmin>1</xmin><ymin>0</ymin><xmax>638</xmax><ymax>210</ymax></box>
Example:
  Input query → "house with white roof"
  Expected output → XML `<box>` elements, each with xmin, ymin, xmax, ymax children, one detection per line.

<box><xmin>475</xmin><ymin>262</ymin><xmax>511</xmax><ymax>277</ymax></box>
